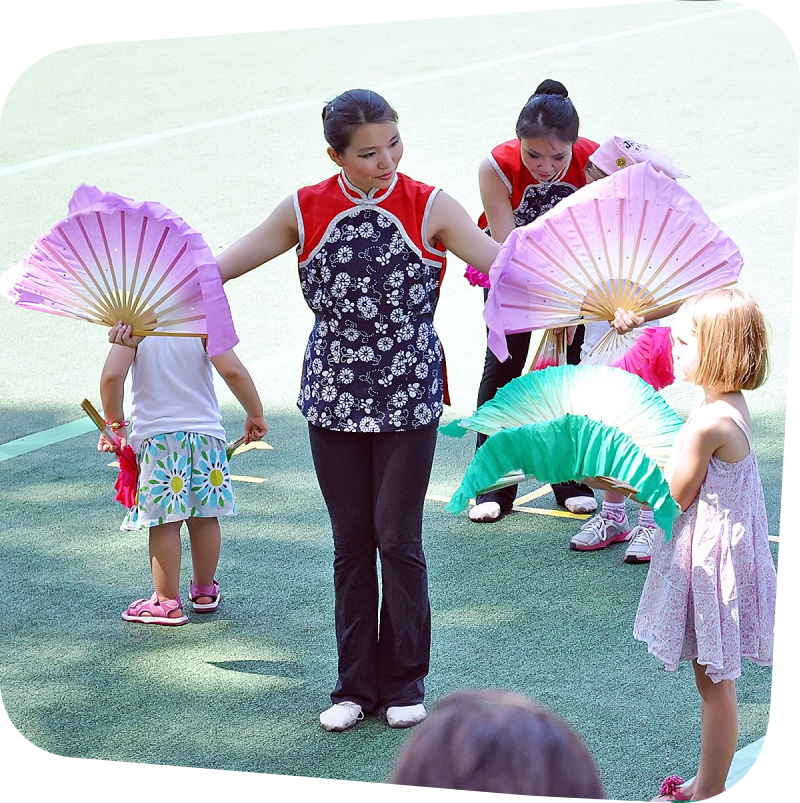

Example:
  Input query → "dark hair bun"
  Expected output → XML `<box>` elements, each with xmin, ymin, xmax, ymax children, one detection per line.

<box><xmin>534</xmin><ymin>79</ymin><xmax>569</xmax><ymax>98</ymax></box>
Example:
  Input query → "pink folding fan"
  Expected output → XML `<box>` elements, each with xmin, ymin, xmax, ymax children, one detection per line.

<box><xmin>581</xmin><ymin>325</ymin><xmax>675</xmax><ymax>391</ymax></box>
<box><xmin>483</xmin><ymin>161</ymin><xmax>743</xmax><ymax>362</ymax></box>
<box><xmin>0</xmin><ymin>185</ymin><xmax>238</xmax><ymax>356</ymax></box>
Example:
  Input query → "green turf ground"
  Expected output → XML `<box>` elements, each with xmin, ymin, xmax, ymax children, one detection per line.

<box><xmin>0</xmin><ymin>2</ymin><xmax>797</xmax><ymax>801</ymax></box>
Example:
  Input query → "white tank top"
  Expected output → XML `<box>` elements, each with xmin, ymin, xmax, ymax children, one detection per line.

<box><xmin>129</xmin><ymin>336</ymin><xmax>226</xmax><ymax>452</ymax></box>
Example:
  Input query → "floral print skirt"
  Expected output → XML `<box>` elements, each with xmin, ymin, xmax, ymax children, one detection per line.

<box><xmin>121</xmin><ymin>431</ymin><xmax>236</xmax><ymax>531</ymax></box>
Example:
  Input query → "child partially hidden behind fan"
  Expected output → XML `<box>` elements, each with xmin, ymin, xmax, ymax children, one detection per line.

<box><xmin>569</xmin><ymin>136</ymin><xmax>688</xmax><ymax>562</ymax></box>
<box><xmin>98</xmin><ymin>326</ymin><xmax>268</xmax><ymax>625</ymax></box>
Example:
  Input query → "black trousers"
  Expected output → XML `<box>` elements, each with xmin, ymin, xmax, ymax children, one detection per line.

<box><xmin>475</xmin><ymin>321</ymin><xmax>588</xmax><ymax>511</ymax></box>
<box><xmin>308</xmin><ymin>422</ymin><xmax>437</xmax><ymax>713</ymax></box>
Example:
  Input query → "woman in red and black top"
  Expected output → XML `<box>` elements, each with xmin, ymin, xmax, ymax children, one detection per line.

<box><xmin>211</xmin><ymin>90</ymin><xmax>499</xmax><ymax>733</ymax></box>
<box><xmin>467</xmin><ymin>80</ymin><xmax>600</xmax><ymax>523</ymax></box>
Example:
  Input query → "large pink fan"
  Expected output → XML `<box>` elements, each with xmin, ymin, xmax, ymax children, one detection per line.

<box><xmin>484</xmin><ymin>161</ymin><xmax>743</xmax><ymax>362</ymax></box>
<box><xmin>0</xmin><ymin>185</ymin><xmax>237</xmax><ymax>356</ymax></box>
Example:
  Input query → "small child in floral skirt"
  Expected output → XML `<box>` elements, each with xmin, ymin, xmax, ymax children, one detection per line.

<box><xmin>98</xmin><ymin>326</ymin><xmax>267</xmax><ymax>625</ymax></box>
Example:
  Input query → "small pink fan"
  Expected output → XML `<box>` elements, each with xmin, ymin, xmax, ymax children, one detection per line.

<box><xmin>529</xmin><ymin>328</ymin><xmax>567</xmax><ymax>371</ymax></box>
<box><xmin>484</xmin><ymin>161</ymin><xmax>743</xmax><ymax>362</ymax></box>
<box><xmin>581</xmin><ymin>326</ymin><xmax>674</xmax><ymax>391</ymax></box>
<box><xmin>81</xmin><ymin>398</ymin><xmax>139</xmax><ymax>508</ymax></box>
<box><xmin>0</xmin><ymin>185</ymin><xmax>237</xmax><ymax>356</ymax></box>
<box><xmin>464</xmin><ymin>264</ymin><xmax>490</xmax><ymax>289</ymax></box>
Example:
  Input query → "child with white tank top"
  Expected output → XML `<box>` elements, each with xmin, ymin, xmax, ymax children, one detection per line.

<box><xmin>98</xmin><ymin>331</ymin><xmax>268</xmax><ymax>626</ymax></box>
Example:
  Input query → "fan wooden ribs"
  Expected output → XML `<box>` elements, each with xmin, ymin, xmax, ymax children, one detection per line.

<box><xmin>25</xmin><ymin>216</ymin><xmax>205</xmax><ymax>334</ymax></box>
<box><xmin>0</xmin><ymin>185</ymin><xmax>239</xmax><ymax>356</ymax></box>
<box><xmin>483</xmin><ymin>161</ymin><xmax>743</xmax><ymax>363</ymax></box>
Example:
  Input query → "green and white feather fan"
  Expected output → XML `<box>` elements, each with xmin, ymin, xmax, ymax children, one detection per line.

<box><xmin>440</xmin><ymin>365</ymin><xmax>684</xmax><ymax>537</ymax></box>
<box><xmin>440</xmin><ymin>364</ymin><xmax>682</xmax><ymax>469</ymax></box>
<box><xmin>444</xmin><ymin>415</ymin><xmax>681</xmax><ymax>537</ymax></box>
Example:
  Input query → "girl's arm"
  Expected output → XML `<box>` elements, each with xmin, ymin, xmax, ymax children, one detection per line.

<box><xmin>427</xmin><ymin>191</ymin><xmax>501</xmax><ymax>275</ymax></box>
<box><xmin>216</xmin><ymin>195</ymin><xmax>300</xmax><ymax>283</ymax></box>
<box><xmin>210</xmin><ymin>349</ymin><xmax>268</xmax><ymax>443</ymax></box>
<box><xmin>98</xmin><ymin>344</ymin><xmax>136</xmax><ymax>452</ymax></box>
<box><xmin>668</xmin><ymin>414</ymin><xmax>726</xmax><ymax>512</ymax></box>
<box><xmin>478</xmin><ymin>158</ymin><xmax>517</xmax><ymax>245</ymax></box>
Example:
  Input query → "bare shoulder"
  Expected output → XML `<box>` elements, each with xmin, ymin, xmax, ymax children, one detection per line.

<box><xmin>693</xmin><ymin>398</ymin><xmax>751</xmax><ymax>461</ymax></box>
<box><xmin>478</xmin><ymin>157</ymin><xmax>500</xmax><ymax>181</ymax></box>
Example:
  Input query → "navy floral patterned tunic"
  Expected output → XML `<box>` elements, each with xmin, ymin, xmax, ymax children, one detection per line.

<box><xmin>293</xmin><ymin>171</ymin><xmax>448</xmax><ymax>432</ymax></box>
<box><xmin>477</xmin><ymin>137</ymin><xmax>599</xmax><ymax>234</ymax></box>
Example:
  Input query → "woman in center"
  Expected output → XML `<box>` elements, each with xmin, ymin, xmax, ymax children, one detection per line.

<box><xmin>214</xmin><ymin>90</ymin><xmax>500</xmax><ymax>732</ymax></box>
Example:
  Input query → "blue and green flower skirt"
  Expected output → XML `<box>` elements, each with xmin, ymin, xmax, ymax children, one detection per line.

<box><xmin>121</xmin><ymin>431</ymin><xmax>236</xmax><ymax>530</ymax></box>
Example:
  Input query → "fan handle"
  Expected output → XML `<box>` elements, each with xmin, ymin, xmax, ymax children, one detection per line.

<box><xmin>80</xmin><ymin>398</ymin><xmax>121</xmax><ymax>450</ymax></box>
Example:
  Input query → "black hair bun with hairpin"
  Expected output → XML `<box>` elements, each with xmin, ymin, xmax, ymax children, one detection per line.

<box><xmin>534</xmin><ymin>79</ymin><xmax>569</xmax><ymax>98</ymax></box>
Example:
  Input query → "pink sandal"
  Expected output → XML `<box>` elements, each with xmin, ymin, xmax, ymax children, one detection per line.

<box><xmin>653</xmin><ymin>775</ymin><xmax>692</xmax><ymax>801</ymax></box>
<box><xmin>122</xmin><ymin>592</ymin><xmax>188</xmax><ymax>626</ymax></box>
<box><xmin>189</xmin><ymin>579</ymin><xmax>221</xmax><ymax>613</ymax></box>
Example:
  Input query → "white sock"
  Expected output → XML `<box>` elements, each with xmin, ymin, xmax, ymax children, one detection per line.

<box><xmin>602</xmin><ymin>500</ymin><xmax>627</xmax><ymax>523</ymax></box>
<box><xmin>638</xmin><ymin>508</ymin><xmax>656</xmax><ymax>528</ymax></box>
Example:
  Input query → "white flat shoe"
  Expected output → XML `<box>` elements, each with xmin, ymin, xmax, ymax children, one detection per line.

<box><xmin>319</xmin><ymin>701</ymin><xmax>363</xmax><ymax>732</ymax></box>
<box><xmin>468</xmin><ymin>501</ymin><xmax>503</xmax><ymax>522</ymax></box>
<box><xmin>564</xmin><ymin>495</ymin><xmax>598</xmax><ymax>514</ymax></box>
<box><xmin>386</xmin><ymin>703</ymin><xmax>427</xmax><ymax>728</ymax></box>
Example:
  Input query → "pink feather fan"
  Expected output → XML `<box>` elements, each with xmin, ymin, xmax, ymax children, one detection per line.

<box><xmin>483</xmin><ymin>161</ymin><xmax>743</xmax><ymax>363</ymax></box>
<box><xmin>581</xmin><ymin>325</ymin><xmax>675</xmax><ymax>391</ymax></box>
<box><xmin>0</xmin><ymin>185</ymin><xmax>238</xmax><ymax>356</ymax></box>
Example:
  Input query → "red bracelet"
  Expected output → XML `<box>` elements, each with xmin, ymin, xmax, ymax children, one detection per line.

<box><xmin>106</xmin><ymin>420</ymin><xmax>130</xmax><ymax>431</ymax></box>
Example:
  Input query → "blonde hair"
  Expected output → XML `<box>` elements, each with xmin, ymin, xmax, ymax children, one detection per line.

<box><xmin>679</xmin><ymin>287</ymin><xmax>770</xmax><ymax>392</ymax></box>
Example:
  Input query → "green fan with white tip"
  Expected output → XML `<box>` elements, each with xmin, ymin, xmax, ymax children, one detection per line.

<box><xmin>440</xmin><ymin>364</ymin><xmax>682</xmax><ymax>469</ymax></box>
<box><xmin>445</xmin><ymin>415</ymin><xmax>680</xmax><ymax>538</ymax></box>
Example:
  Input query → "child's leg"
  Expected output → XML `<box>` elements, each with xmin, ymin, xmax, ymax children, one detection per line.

<box><xmin>687</xmin><ymin>661</ymin><xmax>738</xmax><ymax>800</ymax></box>
<box><xmin>569</xmin><ymin>489</ymin><xmax>630</xmax><ymax>551</ymax></box>
<box><xmin>122</xmin><ymin>521</ymin><xmax>186</xmax><ymax>624</ymax></box>
<box><xmin>624</xmin><ymin>505</ymin><xmax>657</xmax><ymax>564</ymax></box>
<box><xmin>187</xmin><ymin>516</ymin><xmax>221</xmax><ymax>604</ymax></box>
<box><xmin>149</xmin><ymin>521</ymin><xmax>183</xmax><ymax>602</ymax></box>
<box><xmin>637</xmin><ymin>505</ymin><xmax>655</xmax><ymax>525</ymax></box>
<box><xmin>602</xmin><ymin>490</ymin><xmax>627</xmax><ymax>518</ymax></box>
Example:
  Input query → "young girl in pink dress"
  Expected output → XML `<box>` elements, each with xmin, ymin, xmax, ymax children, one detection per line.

<box><xmin>633</xmin><ymin>288</ymin><xmax>777</xmax><ymax>801</ymax></box>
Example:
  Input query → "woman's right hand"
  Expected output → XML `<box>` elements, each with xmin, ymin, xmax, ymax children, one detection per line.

<box><xmin>108</xmin><ymin>322</ymin><xmax>144</xmax><ymax>348</ymax></box>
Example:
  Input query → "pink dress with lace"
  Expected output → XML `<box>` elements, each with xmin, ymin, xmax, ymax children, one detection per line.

<box><xmin>633</xmin><ymin>404</ymin><xmax>777</xmax><ymax>682</ymax></box>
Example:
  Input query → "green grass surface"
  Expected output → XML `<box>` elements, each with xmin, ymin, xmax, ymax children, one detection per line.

<box><xmin>0</xmin><ymin>3</ymin><xmax>796</xmax><ymax>801</ymax></box>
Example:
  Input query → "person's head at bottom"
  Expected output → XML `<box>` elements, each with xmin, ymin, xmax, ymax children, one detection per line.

<box><xmin>387</xmin><ymin>688</ymin><xmax>605</xmax><ymax>799</ymax></box>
